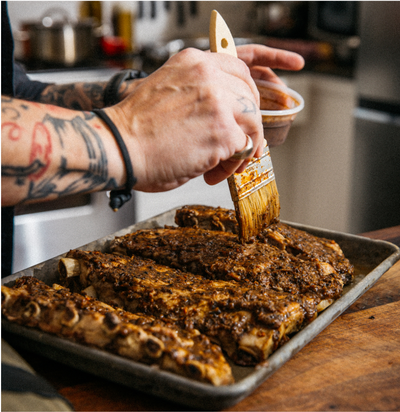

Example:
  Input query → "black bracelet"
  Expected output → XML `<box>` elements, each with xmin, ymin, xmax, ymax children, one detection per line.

<box><xmin>103</xmin><ymin>69</ymin><xmax>147</xmax><ymax>107</ymax></box>
<box><xmin>93</xmin><ymin>109</ymin><xmax>137</xmax><ymax>211</ymax></box>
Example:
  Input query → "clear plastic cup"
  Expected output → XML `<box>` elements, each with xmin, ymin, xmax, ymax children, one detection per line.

<box><xmin>256</xmin><ymin>79</ymin><xmax>304</xmax><ymax>146</ymax></box>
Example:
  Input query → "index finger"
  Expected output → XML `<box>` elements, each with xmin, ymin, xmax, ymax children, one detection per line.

<box><xmin>236</xmin><ymin>44</ymin><xmax>305</xmax><ymax>71</ymax></box>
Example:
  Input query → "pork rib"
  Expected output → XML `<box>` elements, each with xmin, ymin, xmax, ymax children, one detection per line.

<box><xmin>59</xmin><ymin>249</ymin><xmax>318</xmax><ymax>366</ymax></box>
<box><xmin>175</xmin><ymin>205</ymin><xmax>238</xmax><ymax>234</ymax></box>
<box><xmin>175</xmin><ymin>205</ymin><xmax>354</xmax><ymax>285</ymax></box>
<box><xmin>1</xmin><ymin>276</ymin><xmax>234</xmax><ymax>386</ymax></box>
<box><xmin>260</xmin><ymin>223</ymin><xmax>354</xmax><ymax>285</ymax></box>
<box><xmin>110</xmin><ymin>226</ymin><xmax>344</xmax><ymax>301</ymax></box>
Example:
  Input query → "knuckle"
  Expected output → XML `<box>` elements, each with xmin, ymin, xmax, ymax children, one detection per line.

<box><xmin>238</xmin><ymin>58</ymin><xmax>252</xmax><ymax>77</ymax></box>
<box><xmin>175</xmin><ymin>47</ymin><xmax>204</xmax><ymax>63</ymax></box>
<box><xmin>193</xmin><ymin>60</ymin><xmax>216</xmax><ymax>81</ymax></box>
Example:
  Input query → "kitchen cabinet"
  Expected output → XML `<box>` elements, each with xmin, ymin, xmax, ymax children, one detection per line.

<box><xmin>271</xmin><ymin>73</ymin><xmax>356</xmax><ymax>233</ymax></box>
<box><xmin>135</xmin><ymin>73</ymin><xmax>357</xmax><ymax>233</ymax></box>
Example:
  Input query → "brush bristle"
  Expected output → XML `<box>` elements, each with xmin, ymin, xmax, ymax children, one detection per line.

<box><xmin>234</xmin><ymin>179</ymin><xmax>280</xmax><ymax>241</ymax></box>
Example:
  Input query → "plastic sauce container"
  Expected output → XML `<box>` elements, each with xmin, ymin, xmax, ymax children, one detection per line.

<box><xmin>256</xmin><ymin>79</ymin><xmax>304</xmax><ymax>146</ymax></box>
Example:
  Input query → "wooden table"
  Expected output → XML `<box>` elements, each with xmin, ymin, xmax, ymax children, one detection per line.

<box><xmin>8</xmin><ymin>226</ymin><xmax>400</xmax><ymax>411</ymax></box>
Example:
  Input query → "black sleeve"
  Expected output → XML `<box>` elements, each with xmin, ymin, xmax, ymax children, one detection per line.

<box><xmin>1</xmin><ymin>1</ymin><xmax>14</xmax><ymax>96</ymax></box>
<box><xmin>13</xmin><ymin>62</ymin><xmax>53</xmax><ymax>101</ymax></box>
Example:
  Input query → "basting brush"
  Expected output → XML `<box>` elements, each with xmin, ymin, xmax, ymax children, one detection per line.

<box><xmin>209</xmin><ymin>10</ymin><xmax>280</xmax><ymax>242</ymax></box>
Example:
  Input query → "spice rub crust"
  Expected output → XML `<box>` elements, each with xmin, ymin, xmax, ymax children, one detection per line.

<box><xmin>175</xmin><ymin>205</ymin><xmax>354</xmax><ymax>285</ymax></box>
<box><xmin>60</xmin><ymin>249</ymin><xmax>318</xmax><ymax>366</ymax></box>
<box><xmin>111</xmin><ymin>226</ymin><xmax>344</xmax><ymax>301</ymax></box>
<box><xmin>2</xmin><ymin>276</ymin><xmax>234</xmax><ymax>386</ymax></box>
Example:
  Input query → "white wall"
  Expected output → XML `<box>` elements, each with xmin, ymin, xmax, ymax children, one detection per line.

<box><xmin>7</xmin><ymin>1</ymin><xmax>81</xmax><ymax>26</ymax></box>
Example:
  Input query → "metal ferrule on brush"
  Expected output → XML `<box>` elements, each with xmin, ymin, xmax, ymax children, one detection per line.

<box><xmin>228</xmin><ymin>147</ymin><xmax>275</xmax><ymax>201</ymax></box>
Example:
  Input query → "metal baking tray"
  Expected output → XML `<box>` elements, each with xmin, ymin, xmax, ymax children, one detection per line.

<box><xmin>2</xmin><ymin>206</ymin><xmax>400</xmax><ymax>410</ymax></box>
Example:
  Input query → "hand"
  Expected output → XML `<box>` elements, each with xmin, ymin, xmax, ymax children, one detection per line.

<box><xmin>105</xmin><ymin>48</ymin><xmax>265</xmax><ymax>192</ymax></box>
<box><xmin>236</xmin><ymin>44</ymin><xmax>305</xmax><ymax>85</ymax></box>
<box><xmin>237</xmin><ymin>44</ymin><xmax>304</xmax><ymax>146</ymax></box>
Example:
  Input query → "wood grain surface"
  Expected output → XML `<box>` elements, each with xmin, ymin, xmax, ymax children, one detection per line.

<box><xmin>5</xmin><ymin>227</ymin><xmax>400</xmax><ymax>411</ymax></box>
<box><xmin>228</xmin><ymin>300</ymin><xmax>400</xmax><ymax>411</ymax></box>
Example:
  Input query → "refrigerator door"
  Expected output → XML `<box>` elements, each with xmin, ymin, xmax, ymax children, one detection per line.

<box><xmin>349</xmin><ymin>108</ymin><xmax>400</xmax><ymax>234</ymax></box>
<box><xmin>356</xmin><ymin>2</ymin><xmax>400</xmax><ymax>106</ymax></box>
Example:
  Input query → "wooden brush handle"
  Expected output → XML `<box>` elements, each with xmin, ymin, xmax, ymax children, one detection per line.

<box><xmin>209</xmin><ymin>10</ymin><xmax>237</xmax><ymax>58</ymax></box>
<box><xmin>209</xmin><ymin>10</ymin><xmax>253</xmax><ymax>161</ymax></box>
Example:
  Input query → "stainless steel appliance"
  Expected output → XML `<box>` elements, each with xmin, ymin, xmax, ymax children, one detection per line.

<box><xmin>24</xmin><ymin>8</ymin><xmax>99</xmax><ymax>67</ymax></box>
<box><xmin>308</xmin><ymin>1</ymin><xmax>359</xmax><ymax>40</ymax></box>
<box><xmin>13</xmin><ymin>68</ymin><xmax>136</xmax><ymax>272</ymax></box>
<box><xmin>349</xmin><ymin>2</ymin><xmax>400</xmax><ymax>233</ymax></box>
<box><xmin>308</xmin><ymin>1</ymin><xmax>360</xmax><ymax>65</ymax></box>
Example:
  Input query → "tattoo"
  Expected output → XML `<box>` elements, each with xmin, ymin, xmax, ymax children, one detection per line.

<box><xmin>2</xmin><ymin>106</ymin><xmax>21</xmax><ymax>120</ymax></box>
<box><xmin>29</xmin><ymin>121</ymin><xmax>52</xmax><ymax>180</ymax></box>
<box><xmin>45</xmin><ymin>114</ymin><xmax>108</xmax><ymax>179</ymax></box>
<box><xmin>83</xmin><ymin>111</ymin><xmax>96</xmax><ymax>121</ymax></box>
<box><xmin>2</xmin><ymin>122</ymin><xmax>23</xmax><ymax>140</ymax></box>
<box><xmin>83</xmin><ymin>83</ymin><xmax>105</xmax><ymax>108</ymax></box>
<box><xmin>1</xmin><ymin>96</ymin><xmax>13</xmax><ymax>104</ymax></box>
<box><xmin>40</xmin><ymin>82</ymin><xmax>107</xmax><ymax>111</ymax></box>
<box><xmin>2</xmin><ymin>99</ymin><xmax>117</xmax><ymax>202</ymax></box>
<box><xmin>2</xmin><ymin>161</ymin><xmax>45</xmax><ymax>186</ymax></box>
<box><xmin>237</xmin><ymin>96</ymin><xmax>257</xmax><ymax>114</ymax></box>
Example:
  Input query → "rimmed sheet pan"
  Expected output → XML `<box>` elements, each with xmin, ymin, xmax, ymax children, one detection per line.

<box><xmin>2</xmin><ymin>207</ymin><xmax>400</xmax><ymax>409</ymax></box>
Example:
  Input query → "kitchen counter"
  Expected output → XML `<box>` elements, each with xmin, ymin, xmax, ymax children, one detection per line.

<box><xmin>4</xmin><ymin>225</ymin><xmax>400</xmax><ymax>411</ymax></box>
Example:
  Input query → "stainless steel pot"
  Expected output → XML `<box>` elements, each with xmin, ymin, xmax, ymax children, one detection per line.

<box><xmin>27</xmin><ymin>8</ymin><xmax>97</xmax><ymax>66</ymax></box>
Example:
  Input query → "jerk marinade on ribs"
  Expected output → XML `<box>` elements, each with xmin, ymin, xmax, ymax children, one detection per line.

<box><xmin>2</xmin><ymin>276</ymin><xmax>233</xmax><ymax>385</ymax></box>
<box><xmin>2</xmin><ymin>205</ymin><xmax>355</xmax><ymax>385</ymax></box>
<box><xmin>174</xmin><ymin>205</ymin><xmax>354</xmax><ymax>285</ymax></box>
<box><xmin>59</xmin><ymin>249</ymin><xmax>317</xmax><ymax>366</ymax></box>
<box><xmin>111</xmin><ymin>225</ymin><xmax>349</xmax><ymax>302</ymax></box>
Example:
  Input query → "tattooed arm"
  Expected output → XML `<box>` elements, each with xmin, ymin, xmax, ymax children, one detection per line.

<box><xmin>36</xmin><ymin>78</ymin><xmax>145</xmax><ymax>111</ymax></box>
<box><xmin>38</xmin><ymin>82</ymin><xmax>107</xmax><ymax>110</ymax></box>
<box><xmin>1</xmin><ymin>96</ymin><xmax>125</xmax><ymax>206</ymax></box>
<box><xmin>13</xmin><ymin>61</ymin><xmax>144</xmax><ymax>111</ymax></box>
<box><xmin>3</xmin><ymin>46</ymin><xmax>295</xmax><ymax>206</ymax></box>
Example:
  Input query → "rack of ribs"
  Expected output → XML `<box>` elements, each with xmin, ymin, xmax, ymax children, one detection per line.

<box><xmin>58</xmin><ymin>249</ymin><xmax>318</xmax><ymax>366</ymax></box>
<box><xmin>175</xmin><ymin>205</ymin><xmax>354</xmax><ymax>285</ymax></box>
<box><xmin>110</xmin><ymin>226</ymin><xmax>344</xmax><ymax>302</ymax></box>
<box><xmin>1</xmin><ymin>276</ymin><xmax>234</xmax><ymax>386</ymax></box>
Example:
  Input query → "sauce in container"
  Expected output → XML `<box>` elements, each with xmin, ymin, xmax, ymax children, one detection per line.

<box><xmin>256</xmin><ymin>79</ymin><xmax>304</xmax><ymax>146</ymax></box>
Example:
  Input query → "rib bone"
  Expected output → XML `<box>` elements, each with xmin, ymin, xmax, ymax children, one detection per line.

<box><xmin>60</xmin><ymin>249</ymin><xmax>318</xmax><ymax>366</ymax></box>
<box><xmin>2</xmin><ymin>276</ymin><xmax>234</xmax><ymax>386</ymax></box>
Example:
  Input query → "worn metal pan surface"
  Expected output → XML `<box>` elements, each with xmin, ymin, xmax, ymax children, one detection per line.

<box><xmin>2</xmin><ymin>207</ymin><xmax>400</xmax><ymax>409</ymax></box>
